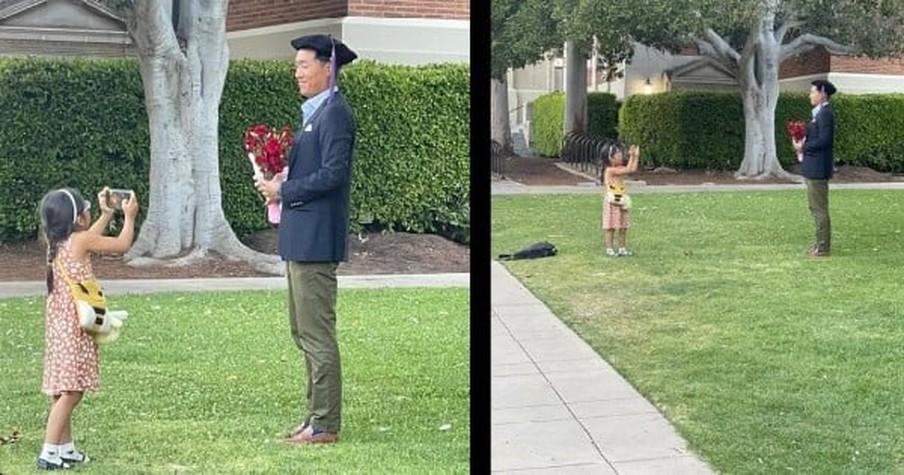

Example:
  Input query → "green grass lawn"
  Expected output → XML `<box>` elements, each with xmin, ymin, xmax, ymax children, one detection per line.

<box><xmin>0</xmin><ymin>288</ymin><xmax>469</xmax><ymax>474</ymax></box>
<box><xmin>493</xmin><ymin>189</ymin><xmax>904</xmax><ymax>474</ymax></box>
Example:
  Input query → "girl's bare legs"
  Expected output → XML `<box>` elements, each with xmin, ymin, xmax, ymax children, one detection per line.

<box><xmin>617</xmin><ymin>228</ymin><xmax>633</xmax><ymax>256</ymax></box>
<box><xmin>45</xmin><ymin>391</ymin><xmax>81</xmax><ymax>445</ymax></box>
<box><xmin>38</xmin><ymin>391</ymin><xmax>83</xmax><ymax>467</ymax></box>
<box><xmin>604</xmin><ymin>229</ymin><xmax>616</xmax><ymax>255</ymax></box>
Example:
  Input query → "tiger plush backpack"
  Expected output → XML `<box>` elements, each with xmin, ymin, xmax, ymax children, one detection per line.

<box><xmin>54</xmin><ymin>259</ymin><xmax>128</xmax><ymax>344</ymax></box>
<box><xmin>606</xmin><ymin>181</ymin><xmax>632</xmax><ymax>209</ymax></box>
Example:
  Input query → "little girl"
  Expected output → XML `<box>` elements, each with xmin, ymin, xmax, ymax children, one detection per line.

<box><xmin>601</xmin><ymin>143</ymin><xmax>640</xmax><ymax>256</ymax></box>
<box><xmin>37</xmin><ymin>187</ymin><xmax>138</xmax><ymax>470</ymax></box>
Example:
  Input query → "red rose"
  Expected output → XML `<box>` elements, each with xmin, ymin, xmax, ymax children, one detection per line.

<box><xmin>252</xmin><ymin>124</ymin><xmax>269</xmax><ymax>136</ymax></box>
<box><xmin>264</xmin><ymin>139</ymin><xmax>281</xmax><ymax>157</ymax></box>
<box><xmin>786</xmin><ymin>120</ymin><xmax>807</xmax><ymax>142</ymax></box>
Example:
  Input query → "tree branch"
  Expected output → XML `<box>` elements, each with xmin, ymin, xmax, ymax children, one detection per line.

<box><xmin>703</xmin><ymin>28</ymin><xmax>741</xmax><ymax>63</ymax></box>
<box><xmin>737</xmin><ymin>23</ymin><xmax>758</xmax><ymax>76</ymax></box>
<box><xmin>781</xmin><ymin>33</ymin><xmax>857</xmax><ymax>61</ymax></box>
<box><xmin>694</xmin><ymin>38</ymin><xmax>718</xmax><ymax>59</ymax></box>
<box><xmin>196</xmin><ymin>0</ymin><xmax>229</xmax><ymax>102</ymax></box>
<box><xmin>124</xmin><ymin>0</ymin><xmax>181</xmax><ymax>62</ymax></box>
<box><xmin>775</xmin><ymin>20</ymin><xmax>803</xmax><ymax>44</ymax></box>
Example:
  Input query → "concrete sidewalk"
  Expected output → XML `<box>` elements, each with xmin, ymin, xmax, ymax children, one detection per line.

<box><xmin>491</xmin><ymin>261</ymin><xmax>714</xmax><ymax>474</ymax></box>
<box><xmin>0</xmin><ymin>273</ymin><xmax>469</xmax><ymax>299</ymax></box>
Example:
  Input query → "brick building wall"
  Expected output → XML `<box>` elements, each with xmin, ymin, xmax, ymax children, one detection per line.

<box><xmin>227</xmin><ymin>0</ymin><xmax>468</xmax><ymax>31</ymax></box>
<box><xmin>226</xmin><ymin>0</ymin><xmax>347</xmax><ymax>32</ymax></box>
<box><xmin>779</xmin><ymin>48</ymin><xmax>831</xmax><ymax>79</ymax></box>
<box><xmin>347</xmin><ymin>0</ymin><xmax>468</xmax><ymax>20</ymax></box>
<box><xmin>780</xmin><ymin>47</ymin><xmax>904</xmax><ymax>78</ymax></box>
<box><xmin>831</xmin><ymin>55</ymin><xmax>904</xmax><ymax>74</ymax></box>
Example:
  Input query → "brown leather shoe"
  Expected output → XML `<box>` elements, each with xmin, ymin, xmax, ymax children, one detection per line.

<box><xmin>284</xmin><ymin>426</ymin><xmax>339</xmax><ymax>445</ymax></box>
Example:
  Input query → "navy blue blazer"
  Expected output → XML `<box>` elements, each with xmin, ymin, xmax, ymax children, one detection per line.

<box><xmin>277</xmin><ymin>93</ymin><xmax>356</xmax><ymax>262</ymax></box>
<box><xmin>801</xmin><ymin>103</ymin><xmax>835</xmax><ymax>180</ymax></box>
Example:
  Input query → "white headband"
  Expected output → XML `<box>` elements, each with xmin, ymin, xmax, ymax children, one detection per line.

<box><xmin>59</xmin><ymin>189</ymin><xmax>79</xmax><ymax>224</ymax></box>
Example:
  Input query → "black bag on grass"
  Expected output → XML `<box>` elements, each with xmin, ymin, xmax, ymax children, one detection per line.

<box><xmin>498</xmin><ymin>241</ymin><xmax>558</xmax><ymax>261</ymax></box>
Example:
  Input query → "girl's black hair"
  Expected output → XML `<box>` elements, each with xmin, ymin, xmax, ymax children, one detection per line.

<box><xmin>600</xmin><ymin>142</ymin><xmax>626</xmax><ymax>166</ymax></box>
<box><xmin>596</xmin><ymin>141</ymin><xmax>617</xmax><ymax>180</ymax></box>
<box><xmin>607</xmin><ymin>143</ymin><xmax>623</xmax><ymax>162</ymax></box>
<box><xmin>38</xmin><ymin>188</ymin><xmax>88</xmax><ymax>293</ymax></box>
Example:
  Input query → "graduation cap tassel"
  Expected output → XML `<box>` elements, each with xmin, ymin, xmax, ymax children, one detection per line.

<box><xmin>328</xmin><ymin>37</ymin><xmax>338</xmax><ymax>104</ymax></box>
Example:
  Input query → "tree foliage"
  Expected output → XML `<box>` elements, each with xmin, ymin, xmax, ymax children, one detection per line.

<box><xmin>574</xmin><ymin>0</ymin><xmax>904</xmax><ymax>62</ymax></box>
<box><xmin>559</xmin><ymin>0</ymin><xmax>904</xmax><ymax>82</ymax></box>
<box><xmin>491</xmin><ymin>0</ymin><xmax>562</xmax><ymax>79</ymax></box>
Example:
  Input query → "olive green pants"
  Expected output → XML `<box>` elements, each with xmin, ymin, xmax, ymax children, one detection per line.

<box><xmin>806</xmin><ymin>179</ymin><xmax>831</xmax><ymax>252</ymax></box>
<box><xmin>286</xmin><ymin>261</ymin><xmax>341</xmax><ymax>433</ymax></box>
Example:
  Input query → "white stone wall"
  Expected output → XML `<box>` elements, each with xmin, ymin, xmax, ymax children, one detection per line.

<box><xmin>780</xmin><ymin>73</ymin><xmax>904</xmax><ymax>95</ymax></box>
<box><xmin>226</xmin><ymin>16</ymin><xmax>469</xmax><ymax>65</ymax></box>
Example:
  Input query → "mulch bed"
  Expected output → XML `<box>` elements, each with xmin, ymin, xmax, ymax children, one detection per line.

<box><xmin>0</xmin><ymin>230</ymin><xmax>469</xmax><ymax>281</ymax></box>
<box><xmin>499</xmin><ymin>154</ymin><xmax>898</xmax><ymax>186</ymax></box>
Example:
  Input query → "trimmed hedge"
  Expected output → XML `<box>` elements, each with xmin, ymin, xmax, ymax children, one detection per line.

<box><xmin>619</xmin><ymin>92</ymin><xmax>750</xmax><ymax>169</ymax></box>
<box><xmin>619</xmin><ymin>91</ymin><xmax>904</xmax><ymax>171</ymax></box>
<box><xmin>531</xmin><ymin>93</ymin><xmax>565</xmax><ymax>157</ymax></box>
<box><xmin>832</xmin><ymin>94</ymin><xmax>904</xmax><ymax>172</ymax></box>
<box><xmin>0</xmin><ymin>58</ymin><xmax>469</xmax><ymax>243</ymax></box>
<box><xmin>0</xmin><ymin>59</ymin><xmax>151</xmax><ymax>241</ymax></box>
<box><xmin>530</xmin><ymin>92</ymin><xmax>620</xmax><ymax>157</ymax></box>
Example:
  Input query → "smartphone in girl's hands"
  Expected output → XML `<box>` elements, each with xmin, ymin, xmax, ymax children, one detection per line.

<box><xmin>106</xmin><ymin>189</ymin><xmax>132</xmax><ymax>210</ymax></box>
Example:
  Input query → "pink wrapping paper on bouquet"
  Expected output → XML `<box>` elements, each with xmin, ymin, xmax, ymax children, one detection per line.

<box><xmin>266</xmin><ymin>171</ymin><xmax>287</xmax><ymax>224</ymax></box>
<box><xmin>267</xmin><ymin>201</ymin><xmax>281</xmax><ymax>224</ymax></box>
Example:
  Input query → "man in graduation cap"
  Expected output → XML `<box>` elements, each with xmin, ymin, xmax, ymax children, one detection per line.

<box><xmin>793</xmin><ymin>79</ymin><xmax>836</xmax><ymax>257</ymax></box>
<box><xmin>256</xmin><ymin>34</ymin><xmax>358</xmax><ymax>445</ymax></box>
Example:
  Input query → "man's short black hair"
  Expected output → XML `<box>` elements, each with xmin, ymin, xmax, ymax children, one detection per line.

<box><xmin>811</xmin><ymin>79</ymin><xmax>837</xmax><ymax>97</ymax></box>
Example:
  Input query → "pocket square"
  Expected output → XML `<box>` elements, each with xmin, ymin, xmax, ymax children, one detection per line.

<box><xmin>304</xmin><ymin>123</ymin><xmax>313</xmax><ymax>132</ymax></box>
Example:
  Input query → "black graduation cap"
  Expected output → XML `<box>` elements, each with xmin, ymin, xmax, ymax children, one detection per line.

<box><xmin>290</xmin><ymin>34</ymin><xmax>358</xmax><ymax>67</ymax></box>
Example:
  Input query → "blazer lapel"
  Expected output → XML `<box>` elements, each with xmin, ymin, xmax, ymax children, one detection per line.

<box><xmin>288</xmin><ymin>126</ymin><xmax>304</xmax><ymax>172</ymax></box>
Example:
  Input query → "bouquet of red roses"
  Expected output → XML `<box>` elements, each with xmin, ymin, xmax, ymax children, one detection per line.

<box><xmin>243</xmin><ymin>124</ymin><xmax>293</xmax><ymax>224</ymax></box>
<box><xmin>786</xmin><ymin>120</ymin><xmax>807</xmax><ymax>142</ymax></box>
<box><xmin>243</xmin><ymin>124</ymin><xmax>293</xmax><ymax>180</ymax></box>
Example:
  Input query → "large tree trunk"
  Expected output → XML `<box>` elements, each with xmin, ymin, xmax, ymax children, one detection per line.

<box><xmin>563</xmin><ymin>41</ymin><xmax>588</xmax><ymax>136</ymax></box>
<box><xmin>735</xmin><ymin>57</ymin><xmax>787</xmax><ymax>179</ymax></box>
<box><xmin>123</xmin><ymin>0</ymin><xmax>282</xmax><ymax>275</ymax></box>
<box><xmin>734</xmin><ymin>9</ymin><xmax>798</xmax><ymax>181</ymax></box>
<box><xmin>490</xmin><ymin>77</ymin><xmax>512</xmax><ymax>150</ymax></box>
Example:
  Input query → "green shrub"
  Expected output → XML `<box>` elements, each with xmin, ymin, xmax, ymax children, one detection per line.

<box><xmin>832</xmin><ymin>94</ymin><xmax>904</xmax><ymax>172</ymax></box>
<box><xmin>531</xmin><ymin>93</ymin><xmax>565</xmax><ymax>157</ymax></box>
<box><xmin>0</xmin><ymin>59</ymin><xmax>151</xmax><ymax>241</ymax></box>
<box><xmin>530</xmin><ymin>92</ymin><xmax>619</xmax><ymax>157</ymax></box>
<box><xmin>620</xmin><ymin>91</ymin><xmax>904</xmax><ymax>171</ymax></box>
<box><xmin>0</xmin><ymin>58</ymin><xmax>469</xmax><ymax>243</ymax></box>
<box><xmin>620</xmin><ymin>92</ymin><xmax>748</xmax><ymax>169</ymax></box>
